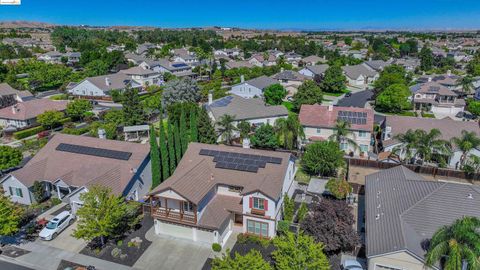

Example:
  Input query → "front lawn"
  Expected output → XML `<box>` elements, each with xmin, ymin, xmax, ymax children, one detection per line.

<box><xmin>421</xmin><ymin>111</ymin><xmax>435</xmax><ymax>118</ymax></box>
<box><xmin>79</xmin><ymin>216</ymin><xmax>153</xmax><ymax>266</ymax></box>
<box><xmin>323</xmin><ymin>88</ymin><xmax>351</xmax><ymax>97</ymax></box>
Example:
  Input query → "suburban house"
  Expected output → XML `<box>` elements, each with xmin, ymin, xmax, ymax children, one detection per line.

<box><xmin>392</xmin><ymin>57</ymin><xmax>420</xmax><ymax>72</ymax></box>
<box><xmin>172</xmin><ymin>48</ymin><xmax>199</xmax><ymax>66</ymax></box>
<box><xmin>410</xmin><ymin>80</ymin><xmax>465</xmax><ymax>116</ymax></box>
<box><xmin>416</xmin><ymin>71</ymin><xmax>461</xmax><ymax>91</ymax></box>
<box><xmin>298</xmin><ymin>64</ymin><xmax>329</xmax><ymax>78</ymax></box>
<box><xmin>1</xmin><ymin>134</ymin><xmax>152</xmax><ymax>211</ymax></box>
<box><xmin>140</xmin><ymin>59</ymin><xmax>194</xmax><ymax>78</ymax></box>
<box><xmin>106</xmin><ymin>44</ymin><xmax>125</xmax><ymax>52</ymax></box>
<box><xmin>248</xmin><ymin>54</ymin><xmax>277</xmax><ymax>67</ymax></box>
<box><xmin>301</xmin><ymin>55</ymin><xmax>326</xmax><ymax>66</ymax></box>
<box><xmin>271</xmin><ymin>69</ymin><xmax>308</xmax><ymax>96</ymax></box>
<box><xmin>64</xmin><ymin>52</ymin><xmax>81</xmax><ymax>64</ymax></box>
<box><xmin>381</xmin><ymin>116</ymin><xmax>480</xmax><ymax>169</ymax></box>
<box><xmin>205</xmin><ymin>94</ymin><xmax>289</xmax><ymax>139</ymax></box>
<box><xmin>363</xmin><ymin>59</ymin><xmax>392</xmax><ymax>72</ymax></box>
<box><xmin>214</xmin><ymin>48</ymin><xmax>241</xmax><ymax>58</ymax></box>
<box><xmin>119</xmin><ymin>66</ymin><xmax>162</xmax><ymax>87</ymax></box>
<box><xmin>342</xmin><ymin>64</ymin><xmax>379</xmax><ymax>88</ymax></box>
<box><xmin>225</xmin><ymin>60</ymin><xmax>254</xmax><ymax>69</ymax></box>
<box><xmin>0</xmin><ymin>83</ymin><xmax>33</xmax><ymax>109</ymax></box>
<box><xmin>365</xmin><ymin>165</ymin><xmax>480</xmax><ymax>270</ymax></box>
<box><xmin>283</xmin><ymin>52</ymin><xmax>302</xmax><ymax>66</ymax></box>
<box><xmin>136</xmin><ymin>43</ymin><xmax>159</xmax><ymax>55</ymax></box>
<box><xmin>0</xmin><ymin>98</ymin><xmax>68</xmax><ymax>129</ymax></box>
<box><xmin>37</xmin><ymin>51</ymin><xmax>63</xmax><ymax>64</ymax></box>
<box><xmin>67</xmin><ymin>72</ymin><xmax>142</xmax><ymax>98</ymax></box>
<box><xmin>229</xmin><ymin>75</ymin><xmax>278</xmax><ymax>99</ymax></box>
<box><xmin>299</xmin><ymin>104</ymin><xmax>374</xmax><ymax>156</ymax></box>
<box><xmin>147</xmin><ymin>143</ymin><xmax>296</xmax><ymax>246</ymax></box>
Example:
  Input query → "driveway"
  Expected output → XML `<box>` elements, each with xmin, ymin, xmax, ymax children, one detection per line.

<box><xmin>337</xmin><ymin>89</ymin><xmax>373</xmax><ymax>108</ymax></box>
<box><xmin>134</xmin><ymin>227</ymin><xmax>212</xmax><ymax>270</ymax></box>
<box><xmin>38</xmin><ymin>221</ymin><xmax>87</xmax><ymax>253</ymax></box>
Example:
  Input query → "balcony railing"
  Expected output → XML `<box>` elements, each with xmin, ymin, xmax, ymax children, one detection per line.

<box><xmin>151</xmin><ymin>207</ymin><xmax>197</xmax><ymax>225</ymax></box>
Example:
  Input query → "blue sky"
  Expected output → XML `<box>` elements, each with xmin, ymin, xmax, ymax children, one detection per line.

<box><xmin>0</xmin><ymin>0</ymin><xmax>480</xmax><ymax>30</ymax></box>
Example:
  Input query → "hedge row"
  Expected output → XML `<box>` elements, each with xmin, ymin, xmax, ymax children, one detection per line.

<box><xmin>13</xmin><ymin>126</ymin><xmax>45</xmax><ymax>140</ymax></box>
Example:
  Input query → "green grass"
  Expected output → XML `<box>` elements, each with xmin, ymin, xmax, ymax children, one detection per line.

<box><xmin>49</xmin><ymin>94</ymin><xmax>69</xmax><ymax>100</ymax></box>
<box><xmin>282</xmin><ymin>101</ymin><xmax>294</xmax><ymax>112</ymax></box>
<box><xmin>384</xmin><ymin>111</ymin><xmax>417</xmax><ymax>117</ymax></box>
<box><xmin>421</xmin><ymin>112</ymin><xmax>435</xmax><ymax>118</ymax></box>
<box><xmin>323</xmin><ymin>88</ymin><xmax>351</xmax><ymax>97</ymax></box>
<box><xmin>295</xmin><ymin>168</ymin><xmax>311</xmax><ymax>184</ymax></box>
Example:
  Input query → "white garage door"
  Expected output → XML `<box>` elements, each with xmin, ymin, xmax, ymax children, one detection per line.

<box><xmin>196</xmin><ymin>229</ymin><xmax>214</xmax><ymax>244</ymax></box>
<box><xmin>157</xmin><ymin>221</ymin><xmax>193</xmax><ymax>240</ymax></box>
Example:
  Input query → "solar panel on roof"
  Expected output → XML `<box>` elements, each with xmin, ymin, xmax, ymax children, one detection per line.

<box><xmin>56</xmin><ymin>143</ymin><xmax>132</xmax><ymax>161</ymax></box>
<box><xmin>199</xmin><ymin>149</ymin><xmax>283</xmax><ymax>173</ymax></box>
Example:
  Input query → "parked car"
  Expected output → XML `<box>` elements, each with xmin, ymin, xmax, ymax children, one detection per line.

<box><xmin>345</xmin><ymin>92</ymin><xmax>352</xmax><ymax>97</ymax></box>
<box><xmin>342</xmin><ymin>259</ymin><xmax>364</xmax><ymax>270</ymax></box>
<box><xmin>39</xmin><ymin>211</ymin><xmax>75</xmax><ymax>241</ymax></box>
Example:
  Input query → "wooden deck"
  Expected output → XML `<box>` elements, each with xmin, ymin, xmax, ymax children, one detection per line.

<box><xmin>151</xmin><ymin>207</ymin><xmax>197</xmax><ymax>225</ymax></box>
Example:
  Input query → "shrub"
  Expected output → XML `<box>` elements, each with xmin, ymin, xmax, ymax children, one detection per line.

<box><xmin>13</xmin><ymin>126</ymin><xmax>45</xmax><ymax>139</ymax></box>
<box><xmin>277</xmin><ymin>220</ymin><xmax>290</xmax><ymax>235</ymax></box>
<box><xmin>296</xmin><ymin>202</ymin><xmax>308</xmax><ymax>223</ymax></box>
<box><xmin>117</xmin><ymin>240</ymin><xmax>123</xmax><ymax>246</ymax></box>
<box><xmin>236</xmin><ymin>233</ymin><xmax>271</xmax><ymax>247</ymax></box>
<box><xmin>50</xmin><ymin>198</ymin><xmax>62</xmax><ymax>206</ymax></box>
<box><xmin>326</xmin><ymin>179</ymin><xmax>352</xmax><ymax>199</ymax></box>
<box><xmin>111</xmin><ymin>247</ymin><xmax>122</xmax><ymax>258</ymax></box>
<box><xmin>212</xmin><ymin>243</ymin><xmax>222</xmax><ymax>252</ymax></box>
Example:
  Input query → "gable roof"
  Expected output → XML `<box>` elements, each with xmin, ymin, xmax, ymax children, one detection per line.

<box><xmin>241</xmin><ymin>75</ymin><xmax>278</xmax><ymax>90</ymax></box>
<box><xmin>410</xmin><ymin>82</ymin><xmax>458</xmax><ymax>96</ymax></box>
<box><xmin>8</xmin><ymin>134</ymin><xmax>150</xmax><ymax>195</ymax></box>
<box><xmin>205</xmin><ymin>95</ymin><xmax>288</xmax><ymax>121</ymax></box>
<box><xmin>149</xmin><ymin>143</ymin><xmax>292</xmax><ymax>205</ymax></box>
<box><xmin>342</xmin><ymin>64</ymin><xmax>378</xmax><ymax>80</ymax></box>
<box><xmin>299</xmin><ymin>104</ymin><xmax>374</xmax><ymax>132</ymax></box>
<box><xmin>81</xmin><ymin>72</ymin><xmax>138</xmax><ymax>92</ymax></box>
<box><xmin>0</xmin><ymin>99</ymin><xmax>68</xmax><ymax>121</ymax></box>
<box><xmin>305</xmin><ymin>64</ymin><xmax>329</xmax><ymax>76</ymax></box>
<box><xmin>383</xmin><ymin>116</ymin><xmax>480</xmax><ymax>148</ymax></box>
<box><xmin>366</xmin><ymin>166</ymin><xmax>480</xmax><ymax>261</ymax></box>
<box><xmin>272</xmin><ymin>70</ymin><xmax>308</xmax><ymax>82</ymax></box>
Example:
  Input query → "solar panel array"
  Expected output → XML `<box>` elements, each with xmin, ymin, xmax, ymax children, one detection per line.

<box><xmin>337</xmin><ymin>111</ymin><xmax>368</xmax><ymax>125</ymax></box>
<box><xmin>199</xmin><ymin>149</ymin><xmax>282</xmax><ymax>173</ymax></box>
<box><xmin>56</xmin><ymin>143</ymin><xmax>132</xmax><ymax>161</ymax></box>
<box><xmin>210</xmin><ymin>96</ymin><xmax>234</xmax><ymax>108</ymax></box>
<box><xmin>428</xmin><ymin>86</ymin><xmax>440</xmax><ymax>92</ymax></box>
<box><xmin>172</xmin><ymin>63</ymin><xmax>188</xmax><ymax>68</ymax></box>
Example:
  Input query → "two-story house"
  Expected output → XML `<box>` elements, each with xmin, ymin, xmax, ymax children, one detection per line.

<box><xmin>229</xmin><ymin>75</ymin><xmax>278</xmax><ymax>99</ymax></box>
<box><xmin>119</xmin><ymin>66</ymin><xmax>162</xmax><ymax>87</ymax></box>
<box><xmin>342</xmin><ymin>63</ymin><xmax>379</xmax><ymax>89</ymax></box>
<box><xmin>140</xmin><ymin>59</ymin><xmax>195</xmax><ymax>78</ymax></box>
<box><xmin>410</xmin><ymin>80</ymin><xmax>465</xmax><ymax>116</ymax></box>
<box><xmin>271</xmin><ymin>69</ymin><xmax>309</xmax><ymax>97</ymax></box>
<box><xmin>299</xmin><ymin>104</ymin><xmax>374</xmax><ymax>156</ymax></box>
<box><xmin>147</xmin><ymin>143</ymin><xmax>296</xmax><ymax>246</ymax></box>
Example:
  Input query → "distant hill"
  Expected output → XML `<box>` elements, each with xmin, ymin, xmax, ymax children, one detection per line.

<box><xmin>0</xmin><ymin>21</ymin><xmax>56</xmax><ymax>29</ymax></box>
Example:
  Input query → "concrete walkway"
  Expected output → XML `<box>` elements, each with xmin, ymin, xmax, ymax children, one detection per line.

<box><xmin>12</xmin><ymin>241</ymin><xmax>133</xmax><ymax>270</ymax></box>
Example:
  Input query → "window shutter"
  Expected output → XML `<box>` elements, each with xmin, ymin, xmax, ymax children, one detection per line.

<box><xmin>264</xmin><ymin>199</ymin><xmax>268</xmax><ymax>211</ymax></box>
<box><xmin>8</xmin><ymin>187</ymin><xmax>13</xmax><ymax>196</ymax></box>
<box><xmin>249</xmin><ymin>197</ymin><xmax>253</xmax><ymax>208</ymax></box>
<box><xmin>18</xmin><ymin>188</ymin><xmax>23</xmax><ymax>198</ymax></box>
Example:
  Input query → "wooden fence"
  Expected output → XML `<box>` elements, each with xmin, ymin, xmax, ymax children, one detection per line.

<box><xmin>347</xmin><ymin>158</ymin><xmax>480</xmax><ymax>182</ymax></box>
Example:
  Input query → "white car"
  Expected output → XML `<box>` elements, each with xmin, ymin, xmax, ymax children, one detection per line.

<box><xmin>39</xmin><ymin>211</ymin><xmax>75</xmax><ymax>241</ymax></box>
<box><xmin>342</xmin><ymin>259</ymin><xmax>364</xmax><ymax>270</ymax></box>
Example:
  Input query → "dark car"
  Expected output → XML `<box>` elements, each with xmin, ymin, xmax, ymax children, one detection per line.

<box><xmin>345</xmin><ymin>92</ymin><xmax>352</xmax><ymax>97</ymax></box>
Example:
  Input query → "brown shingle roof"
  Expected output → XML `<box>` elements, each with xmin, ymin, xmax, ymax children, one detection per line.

<box><xmin>0</xmin><ymin>99</ymin><xmax>68</xmax><ymax>121</ymax></box>
<box><xmin>299</xmin><ymin>104</ymin><xmax>374</xmax><ymax>132</ymax></box>
<box><xmin>149</xmin><ymin>143</ymin><xmax>292</xmax><ymax>204</ymax></box>
<box><xmin>198</xmin><ymin>194</ymin><xmax>243</xmax><ymax>230</ymax></box>
<box><xmin>10</xmin><ymin>134</ymin><xmax>149</xmax><ymax>195</ymax></box>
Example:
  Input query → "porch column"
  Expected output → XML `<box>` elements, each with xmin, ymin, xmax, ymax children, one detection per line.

<box><xmin>56</xmin><ymin>184</ymin><xmax>62</xmax><ymax>199</ymax></box>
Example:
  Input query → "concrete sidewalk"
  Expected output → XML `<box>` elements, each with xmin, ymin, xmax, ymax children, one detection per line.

<box><xmin>13</xmin><ymin>241</ymin><xmax>133</xmax><ymax>270</ymax></box>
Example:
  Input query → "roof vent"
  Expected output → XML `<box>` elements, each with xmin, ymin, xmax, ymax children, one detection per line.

<box><xmin>375</xmin><ymin>214</ymin><xmax>380</xmax><ymax>220</ymax></box>
<box><xmin>467</xmin><ymin>193</ymin><xmax>473</xmax><ymax>199</ymax></box>
<box><xmin>377</xmin><ymin>204</ymin><xmax>381</xmax><ymax>208</ymax></box>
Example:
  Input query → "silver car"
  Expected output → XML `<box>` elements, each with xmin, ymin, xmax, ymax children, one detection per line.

<box><xmin>39</xmin><ymin>211</ymin><xmax>75</xmax><ymax>241</ymax></box>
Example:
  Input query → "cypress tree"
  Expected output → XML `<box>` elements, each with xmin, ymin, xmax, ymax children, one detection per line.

<box><xmin>197</xmin><ymin>107</ymin><xmax>217</xmax><ymax>144</ymax></box>
<box><xmin>173</xmin><ymin>121</ymin><xmax>182</xmax><ymax>165</ymax></box>
<box><xmin>158</xmin><ymin>119</ymin><xmax>169</xmax><ymax>181</ymax></box>
<box><xmin>179</xmin><ymin>109</ymin><xmax>188</xmax><ymax>155</ymax></box>
<box><xmin>167</xmin><ymin>122</ymin><xmax>176</xmax><ymax>174</ymax></box>
<box><xmin>149</xmin><ymin>125</ymin><xmax>161</xmax><ymax>188</ymax></box>
<box><xmin>189</xmin><ymin>108</ymin><xmax>198</xmax><ymax>142</ymax></box>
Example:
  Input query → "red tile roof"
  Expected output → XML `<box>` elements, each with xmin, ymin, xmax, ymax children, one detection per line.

<box><xmin>299</xmin><ymin>104</ymin><xmax>374</xmax><ymax>132</ymax></box>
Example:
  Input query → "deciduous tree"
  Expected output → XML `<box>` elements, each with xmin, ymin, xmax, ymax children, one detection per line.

<box><xmin>0</xmin><ymin>145</ymin><xmax>22</xmax><ymax>170</ymax></box>
<box><xmin>66</xmin><ymin>99</ymin><xmax>93</xmax><ymax>121</ymax></box>
<box><xmin>211</xmin><ymin>249</ymin><xmax>272</xmax><ymax>270</ymax></box>
<box><xmin>264</xmin><ymin>84</ymin><xmax>287</xmax><ymax>105</ymax></box>
<box><xmin>292</xmin><ymin>80</ymin><xmax>323</xmax><ymax>112</ymax></box>
<box><xmin>251</xmin><ymin>124</ymin><xmax>278</xmax><ymax>149</ymax></box>
<box><xmin>0</xmin><ymin>189</ymin><xmax>23</xmax><ymax>236</ymax></box>
<box><xmin>301</xmin><ymin>141</ymin><xmax>345</xmax><ymax>177</ymax></box>
<box><xmin>37</xmin><ymin>110</ymin><xmax>64</xmax><ymax>130</ymax></box>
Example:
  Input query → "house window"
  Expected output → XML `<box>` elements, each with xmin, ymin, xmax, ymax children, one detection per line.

<box><xmin>340</xmin><ymin>142</ymin><xmax>348</xmax><ymax>150</ymax></box>
<box><xmin>246</xmin><ymin>220</ymin><xmax>269</xmax><ymax>237</ymax></box>
<box><xmin>360</xmin><ymin>144</ymin><xmax>369</xmax><ymax>153</ymax></box>
<box><xmin>316</xmin><ymin>128</ymin><xmax>321</xmax><ymax>134</ymax></box>
<box><xmin>8</xmin><ymin>186</ymin><xmax>23</xmax><ymax>198</ymax></box>
<box><xmin>253</xmin><ymin>197</ymin><xmax>265</xmax><ymax>210</ymax></box>
<box><xmin>358</xmin><ymin>131</ymin><xmax>368</xmax><ymax>138</ymax></box>
<box><xmin>183</xmin><ymin>201</ymin><xmax>194</xmax><ymax>212</ymax></box>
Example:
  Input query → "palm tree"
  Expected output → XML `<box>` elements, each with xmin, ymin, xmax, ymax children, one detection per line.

<box><xmin>217</xmin><ymin>114</ymin><xmax>237</xmax><ymax>145</ymax></box>
<box><xmin>451</xmin><ymin>130</ymin><xmax>480</xmax><ymax>168</ymax></box>
<box><xmin>459</xmin><ymin>75</ymin><xmax>475</xmax><ymax>96</ymax></box>
<box><xmin>392</xmin><ymin>129</ymin><xmax>418</xmax><ymax>163</ymax></box>
<box><xmin>275</xmin><ymin>113</ymin><xmax>305</xmax><ymax>150</ymax></box>
<box><xmin>415</xmin><ymin>129</ymin><xmax>452</xmax><ymax>165</ymax></box>
<box><xmin>426</xmin><ymin>216</ymin><xmax>480</xmax><ymax>270</ymax></box>
<box><xmin>329</xmin><ymin>120</ymin><xmax>358</xmax><ymax>152</ymax></box>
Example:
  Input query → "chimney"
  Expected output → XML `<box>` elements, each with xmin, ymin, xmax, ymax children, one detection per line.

<box><xmin>447</xmin><ymin>69</ymin><xmax>451</xmax><ymax>76</ymax></box>
<box><xmin>428</xmin><ymin>77</ymin><xmax>432</xmax><ymax>82</ymax></box>
<box><xmin>242</xmin><ymin>138</ymin><xmax>251</xmax><ymax>149</ymax></box>
<box><xmin>240</xmin><ymin>75</ymin><xmax>245</xmax><ymax>83</ymax></box>
<box><xmin>98</xmin><ymin>128</ymin><xmax>106</xmax><ymax>139</ymax></box>
<box><xmin>105</xmin><ymin>77</ymin><xmax>111</xmax><ymax>86</ymax></box>
<box><xmin>328</xmin><ymin>104</ymin><xmax>333</xmax><ymax>111</ymax></box>
<box><xmin>208</xmin><ymin>91</ymin><xmax>213</xmax><ymax>105</ymax></box>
